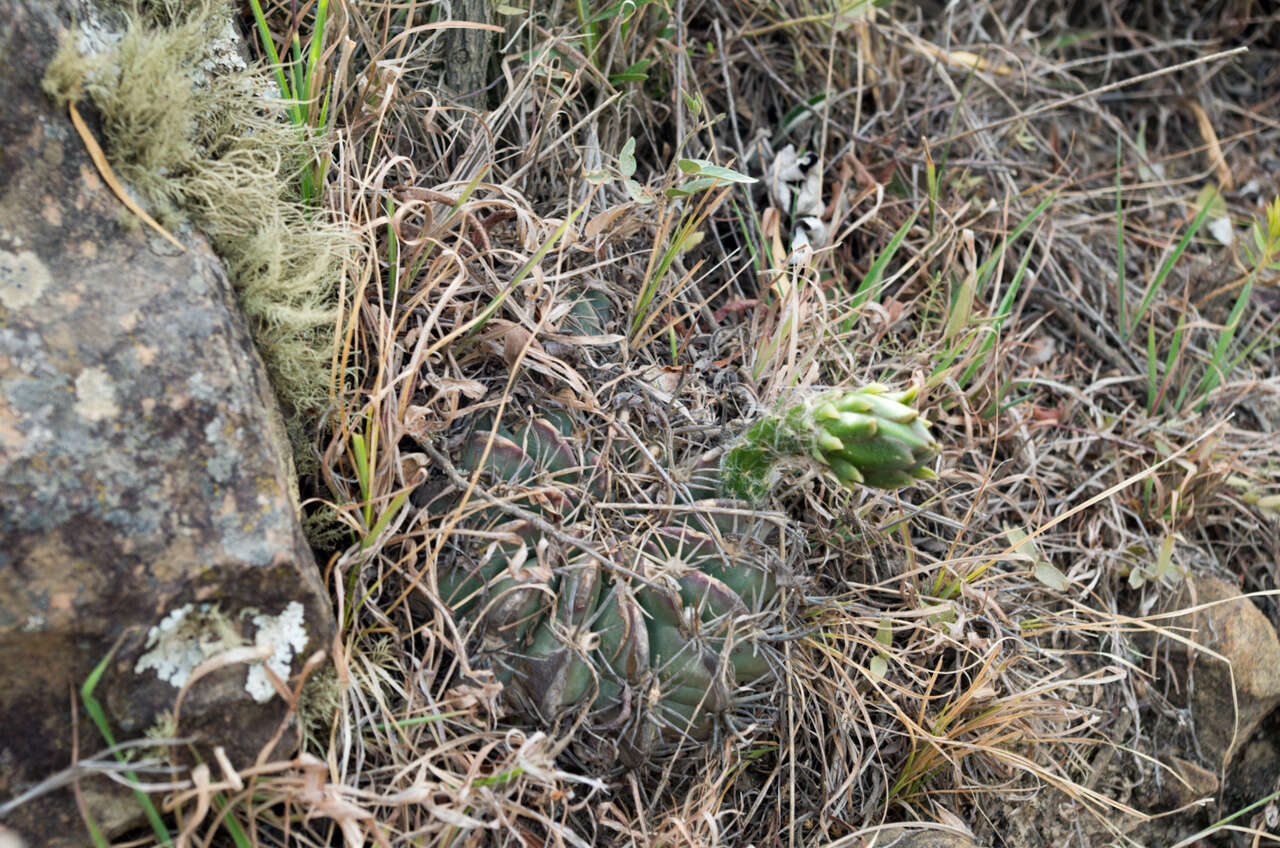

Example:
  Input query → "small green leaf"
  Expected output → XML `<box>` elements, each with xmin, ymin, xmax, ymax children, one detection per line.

<box><xmin>1034</xmin><ymin>561</ymin><xmax>1069</xmax><ymax>592</ymax></box>
<box><xmin>619</xmin><ymin>137</ymin><xmax>637</xmax><ymax>179</ymax></box>
<box><xmin>609</xmin><ymin>59</ymin><xmax>652</xmax><ymax>85</ymax></box>
<box><xmin>1006</xmin><ymin>526</ymin><xmax>1069</xmax><ymax>591</ymax></box>
<box><xmin>475</xmin><ymin>767</ymin><xmax>526</xmax><ymax>787</ymax></box>
<box><xmin>496</xmin><ymin>4</ymin><xmax>526</xmax><ymax>13</ymax></box>
<box><xmin>1004</xmin><ymin>526</ymin><xmax>1034</xmax><ymax>558</ymax></box>
<box><xmin>665</xmin><ymin>177</ymin><xmax>718</xmax><ymax>197</ymax></box>
<box><xmin>677</xmin><ymin>158</ymin><xmax>757</xmax><ymax>184</ymax></box>
<box><xmin>1128</xmin><ymin>565</ymin><xmax>1147</xmax><ymax>589</ymax></box>
<box><xmin>869</xmin><ymin>655</ymin><xmax>887</xmax><ymax>680</ymax></box>
<box><xmin>1153</xmin><ymin>534</ymin><xmax>1184</xmax><ymax>584</ymax></box>
<box><xmin>942</xmin><ymin>270</ymin><xmax>976</xmax><ymax>342</ymax></box>
<box><xmin>625</xmin><ymin>178</ymin><xmax>652</xmax><ymax>204</ymax></box>
<box><xmin>1266</xmin><ymin>195</ymin><xmax>1280</xmax><ymax>246</ymax></box>
<box><xmin>874</xmin><ymin>618</ymin><xmax>892</xmax><ymax>647</ymax></box>
<box><xmin>585</xmin><ymin>169</ymin><xmax>611</xmax><ymax>185</ymax></box>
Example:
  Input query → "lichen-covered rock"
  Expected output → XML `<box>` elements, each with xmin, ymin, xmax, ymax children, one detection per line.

<box><xmin>0</xmin><ymin>2</ymin><xmax>334</xmax><ymax>844</ymax></box>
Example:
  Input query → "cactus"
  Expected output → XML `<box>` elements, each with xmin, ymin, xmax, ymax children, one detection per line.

<box><xmin>720</xmin><ymin>383</ymin><xmax>941</xmax><ymax>501</ymax></box>
<box><xmin>424</xmin><ymin>412</ymin><xmax>785</xmax><ymax>761</ymax></box>
<box><xmin>420</xmin><ymin>292</ymin><xmax>939</xmax><ymax>762</ymax></box>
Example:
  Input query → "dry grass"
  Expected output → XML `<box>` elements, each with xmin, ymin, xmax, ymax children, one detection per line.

<box><xmin>65</xmin><ymin>0</ymin><xmax>1280</xmax><ymax>846</ymax></box>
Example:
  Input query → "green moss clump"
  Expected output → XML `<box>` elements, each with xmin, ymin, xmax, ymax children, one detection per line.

<box><xmin>43</xmin><ymin>0</ymin><xmax>352</xmax><ymax>476</ymax></box>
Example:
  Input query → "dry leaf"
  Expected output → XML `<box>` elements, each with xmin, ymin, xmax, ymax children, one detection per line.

<box><xmin>502</xmin><ymin>323</ymin><xmax>543</xmax><ymax>368</ymax></box>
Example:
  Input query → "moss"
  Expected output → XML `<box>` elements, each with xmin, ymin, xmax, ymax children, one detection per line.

<box><xmin>41</xmin><ymin>0</ymin><xmax>353</xmax><ymax>478</ymax></box>
<box><xmin>295</xmin><ymin>665</ymin><xmax>342</xmax><ymax>743</ymax></box>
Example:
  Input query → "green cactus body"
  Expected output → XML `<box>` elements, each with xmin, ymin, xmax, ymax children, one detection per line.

<box><xmin>424</xmin><ymin>409</ymin><xmax>784</xmax><ymax>757</ymax></box>
<box><xmin>721</xmin><ymin>383</ymin><xmax>940</xmax><ymax>499</ymax></box>
<box><xmin>420</xmin><ymin>294</ymin><xmax>938</xmax><ymax>762</ymax></box>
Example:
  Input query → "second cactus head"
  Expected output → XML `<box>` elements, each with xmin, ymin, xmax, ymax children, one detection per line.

<box><xmin>721</xmin><ymin>383</ymin><xmax>940</xmax><ymax>502</ymax></box>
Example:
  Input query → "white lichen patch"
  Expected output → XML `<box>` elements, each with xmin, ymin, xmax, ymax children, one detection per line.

<box><xmin>136</xmin><ymin>601</ymin><xmax>309</xmax><ymax>703</ymax></box>
<box><xmin>0</xmin><ymin>249</ymin><xmax>50</xmax><ymax>310</ymax></box>
<box><xmin>74</xmin><ymin>6</ymin><xmax>124</xmax><ymax>60</ymax></box>
<box><xmin>195</xmin><ymin>20</ymin><xmax>248</xmax><ymax>83</ymax></box>
<box><xmin>135</xmin><ymin>604</ymin><xmax>241</xmax><ymax>689</ymax></box>
<box><xmin>73</xmin><ymin>367</ymin><xmax>120</xmax><ymax>422</ymax></box>
<box><xmin>245</xmin><ymin>601</ymin><xmax>308</xmax><ymax>702</ymax></box>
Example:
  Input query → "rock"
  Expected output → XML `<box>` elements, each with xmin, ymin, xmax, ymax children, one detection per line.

<box><xmin>1224</xmin><ymin>709</ymin><xmax>1280</xmax><ymax>813</ymax></box>
<box><xmin>865</xmin><ymin>826</ymin><xmax>985</xmax><ymax>847</ymax></box>
<box><xmin>0</xmin><ymin>2</ymin><xmax>334</xmax><ymax>845</ymax></box>
<box><xmin>1161</xmin><ymin>755</ymin><xmax>1219</xmax><ymax>808</ymax></box>
<box><xmin>1160</xmin><ymin>575</ymin><xmax>1280</xmax><ymax>769</ymax></box>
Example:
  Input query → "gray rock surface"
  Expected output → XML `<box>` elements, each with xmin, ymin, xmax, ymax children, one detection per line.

<box><xmin>0</xmin><ymin>1</ymin><xmax>334</xmax><ymax>844</ymax></box>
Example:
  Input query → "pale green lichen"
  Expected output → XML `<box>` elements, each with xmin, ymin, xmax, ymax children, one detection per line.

<box><xmin>72</xmin><ymin>367</ymin><xmax>121</xmax><ymax>422</ymax></box>
<box><xmin>295</xmin><ymin>665</ymin><xmax>342</xmax><ymax>740</ymax></box>
<box><xmin>0</xmin><ymin>248</ymin><xmax>51</xmax><ymax>310</ymax></box>
<box><xmin>41</xmin><ymin>0</ymin><xmax>353</xmax><ymax>475</ymax></box>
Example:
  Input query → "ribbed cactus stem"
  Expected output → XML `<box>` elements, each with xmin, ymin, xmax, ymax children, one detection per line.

<box><xmin>720</xmin><ymin>383</ymin><xmax>940</xmax><ymax>501</ymax></box>
<box><xmin>421</xmin><ymin>286</ymin><xmax>943</xmax><ymax>761</ymax></box>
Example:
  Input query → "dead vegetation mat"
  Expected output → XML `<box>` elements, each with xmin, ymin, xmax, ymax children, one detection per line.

<box><xmin>113</xmin><ymin>1</ymin><xmax>1280</xmax><ymax>846</ymax></box>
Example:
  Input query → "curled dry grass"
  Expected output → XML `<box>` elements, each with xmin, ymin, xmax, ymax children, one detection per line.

<box><xmin>97</xmin><ymin>0</ymin><xmax>1280</xmax><ymax>846</ymax></box>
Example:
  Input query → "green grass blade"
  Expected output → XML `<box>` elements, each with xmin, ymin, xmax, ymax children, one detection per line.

<box><xmin>935</xmin><ymin>60</ymin><xmax>981</xmax><ymax>188</ymax></box>
<box><xmin>372</xmin><ymin>710</ymin><xmax>466</xmax><ymax>731</ymax></box>
<box><xmin>247</xmin><ymin>0</ymin><xmax>302</xmax><ymax>125</ymax></box>
<box><xmin>466</xmin><ymin>203</ymin><xmax>583</xmax><ymax>341</ymax></box>
<box><xmin>730</xmin><ymin>198</ymin><xmax>767</xmax><ymax>275</ymax></box>
<box><xmin>958</xmin><ymin>228</ymin><xmax>1037</xmax><ymax>387</ymax></box>
<box><xmin>290</xmin><ymin>33</ymin><xmax>305</xmax><ymax>113</ymax></box>
<box><xmin>384</xmin><ymin>198</ymin><xmax>401</xmax><ymax>301</ymax></box>
<box><xmin>632</xmin><ymin>212</ymin><xmax>702</xmax><ymax>339</ymax></box>
<box><xmin>974</xmin><ymin>192</ymin><xmax>1055</xmax><ymax>299</ymax></box>
<box><xmin>1126</xmin><ymin>197</ymin><xmax>1213</xmax><ymax>340</ymax></box>
<box><xmin>928</xmin><ymin>343</ymin><xmax>963</xmax><ymax>379</ymax></box>
<box><xmin>850</xmin><ymin>212</ymin><xmax>917</xmax><ymax>310</ymax></box>
<box><xmin>1146</xmin><ymin>321</ymin><xmax>1158</xmax><ymax>415</ymax></box>
<box><xmin>82</xmin><ymin>646</ymin><xmax>173</xmax><ymax>846</ymax></box>
<box><xmin>575</xmin><ymin>0</ymin><xmax>598</xmax><ymax>59</ymax></box>
<box><xmin>1170</xmin><ymin>786</ymin><xmax>1280</xmax><ymax>848</ymax></box>
<box><xmin>1164</xmin><ymin>312</ymin><xmax>1188</xmax><ymax>412</ymax></box>
<box><xmin>441</xmin><ymin>167</ymin><xmax>490</xmax><ymax>227</ymax></box>
<box><xmin>210</xmin><ymin>794</ymin><xmax>253</xmax><ymax>848</ymax></box>
<box><xmin>350</xmin><ymin>431</ymin><xmax>372</xmax><ymax>528</ymax></box>
<box><xmin>1115</xmin><ymin>135</ymin><xmax>1127</xmax><ymax>332</ymax></box>
<box><xmin>475</xmin><ymin>767</ymin><xmax>526</xmax><ymax>787</ymax></box>
<box><xmin>362</xmin><ymin>489</ymin><xmax>410</xmax><ymax>550</ymax></box>
<box><xmin>306</xmin><ymin>0</ymin><xmax>330</xmax><ymax>105</ymax></box>
<box><xmin>1193</xmin><ymin>276</ymin><xmax>1253</xmax><ymax>411</ymax></box>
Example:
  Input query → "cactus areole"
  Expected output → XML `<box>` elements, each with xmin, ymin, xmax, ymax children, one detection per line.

<box><xmin>416</xmin><ymin>297</ymin><xmax>939</xmax><ymax>766</ymax></box>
